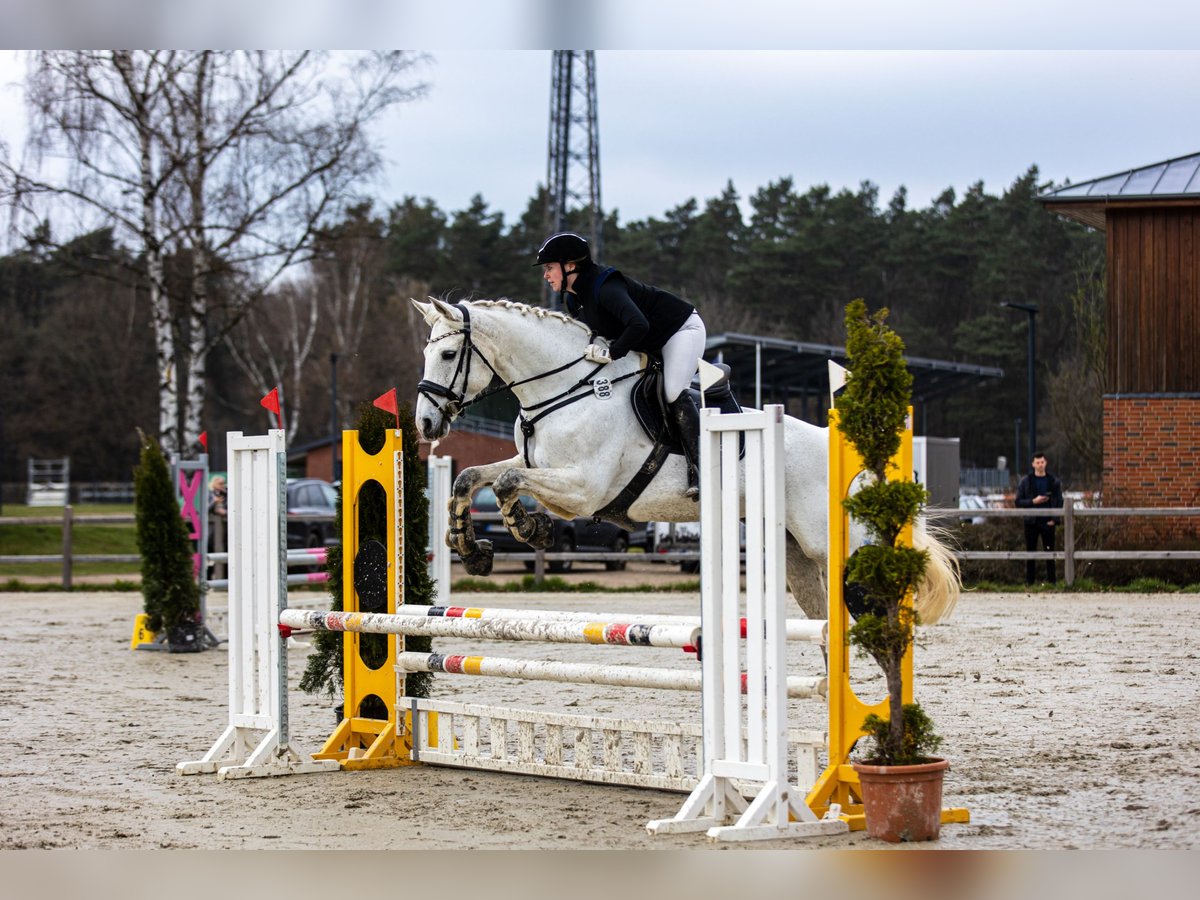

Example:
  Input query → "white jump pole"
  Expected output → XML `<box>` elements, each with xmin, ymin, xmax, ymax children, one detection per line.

<box><xmin>647</xmin><ymin>405</ymin><xmax>849</xmax><ymax>843</ymax></box>
<box><xmin>397</xmin><ymin>651</ymin><xmax>827</xmax><ymax>698</ymax></box>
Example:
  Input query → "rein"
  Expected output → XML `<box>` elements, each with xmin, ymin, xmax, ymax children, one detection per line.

<box><xmin>417</xmin><ymin>302</ymin><xmax>645</xmax><ymax>464</ymax></box>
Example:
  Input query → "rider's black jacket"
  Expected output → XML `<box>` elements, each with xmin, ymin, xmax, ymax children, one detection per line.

<box><xmin>564</xmin><ymin>261</ymin><xmax>694</xmax><ymax>360</ymax></box>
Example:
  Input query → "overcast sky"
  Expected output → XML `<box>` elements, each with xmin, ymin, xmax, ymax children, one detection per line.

<box><xmin>2</xmin><ymin>3</ymin><xmax>1199</xmax><ymax>236</ymax></box>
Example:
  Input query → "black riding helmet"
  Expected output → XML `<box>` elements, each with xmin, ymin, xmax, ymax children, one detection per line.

<box><xmin>534</xmin><ymin>232</ymin><xmax>591</xmax><ymax>266</ymax></box>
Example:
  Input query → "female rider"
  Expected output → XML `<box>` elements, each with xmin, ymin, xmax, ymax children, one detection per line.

<box><xmin>535</xmin><ymin>231</ymin><xmax>707</xmax><ymax>499</ymax></box>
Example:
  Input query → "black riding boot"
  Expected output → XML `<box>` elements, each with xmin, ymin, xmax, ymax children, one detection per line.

<box><xmin>668</xmin><ymin>394</ymin><xmax>702</xmax><ymax>501</ymax></box>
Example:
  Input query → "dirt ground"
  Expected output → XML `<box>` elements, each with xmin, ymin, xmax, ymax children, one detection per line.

<box><xmin>1</xmin><ymin>579</ymin><xmax>1198</xmax><ymax>850</ymax></box>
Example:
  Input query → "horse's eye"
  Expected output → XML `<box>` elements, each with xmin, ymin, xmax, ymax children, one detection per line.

<box><xmin>441</xmin><ymin>349</ymin><xmax>456</xmax><ymax>360</ymax></box>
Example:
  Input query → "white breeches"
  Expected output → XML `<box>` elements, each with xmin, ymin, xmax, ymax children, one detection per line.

<box><xmin>660</xmin><ymin>311</ymin><xmax>707</xmax><ymax>403</ymax></box>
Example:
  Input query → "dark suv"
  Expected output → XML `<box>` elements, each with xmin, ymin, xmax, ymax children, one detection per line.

<box><xmin>469</xmin><ymin>486</ymin><xmax>630</xmax><ymax>572</ymax></box>
<box><xmin>286</xmin><ymin>478</ymin><xmax>338</xmax><ymax>549</ymax></box>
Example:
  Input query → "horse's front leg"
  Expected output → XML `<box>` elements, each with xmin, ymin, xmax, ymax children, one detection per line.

<box><xmin>489</xmin><ymin>469</ymin><xmax>558</xmax><ymax>551</ymax></box>
<box><xmin>448</xmin><ymin>457</ymin><xmax>523</xmax><ymax>576</ymax></box>
<box><xmin>492</xmin><ymin>466</ymin><xmax>596</xmax><ymax>550</ymax></box>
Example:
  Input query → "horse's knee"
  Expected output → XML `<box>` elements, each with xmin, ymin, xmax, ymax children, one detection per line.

<box><xmin>452</xmin><ymin>468</ymin><xmax>486</xmax><ymax>500</ymax></box>
<box><xmin>492</xmin><ymin>469</ymin><xmax>523</xmax><ymax>502</ymax></box>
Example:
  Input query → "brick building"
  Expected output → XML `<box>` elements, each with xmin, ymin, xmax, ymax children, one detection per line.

<box><xmin>289</xmin><ymin>427</ymin><xmax>515</xmax><ymax>483</ymax></box>
<box><xmin>1042</xmin><ymin>153</ymin><xmax>1200</xmax><ymax>539</ymax></box>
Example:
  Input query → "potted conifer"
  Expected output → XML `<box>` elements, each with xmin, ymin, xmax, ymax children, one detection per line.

<box><xmin>134</xmin><ymin>430</ymin><xmax>202</xmax><ymax>652</ymax></box>
<box><xmin>838</xmin><ymin>299</ymin><xmax>948</xmax><ymax>842</ymax></box>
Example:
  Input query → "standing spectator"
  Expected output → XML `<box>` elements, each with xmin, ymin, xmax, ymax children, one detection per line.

<box><xmin>207</xmin><ymin>475</ymin><xmax>228</xmax><ymax>577</ymax></box>
<box><xmin>1015</xmin><ymin>452</ymin><xmax>1064</xmax><ymax>585</ymax></box>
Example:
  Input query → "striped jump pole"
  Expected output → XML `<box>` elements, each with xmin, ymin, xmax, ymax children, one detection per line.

<box><xmin>209</xmin><ymin>571</ymin><xmax>328</xmax><ymax>590</ymax></box>
<box><xmin>403</xmin><ymin>604</ymin><xmax>827</xmax><ymax>645</ymax></box>
<box><xmin>208</xmin><ymin>547</ymin><xmax>327</xmax><ymax>566</ymax></box>
<box><xmin>279</xmin><ymin>609</ymin><xmax>700</xmax><ymax>650</ymax></box>
<box><xmin>399</xmin><ymin>652</ymin><xmax>827</xmax><ymax>699</ymax></box>
<box><xmin>206</xmin><ymin>546</ymin><xmax>329</xmax><ymax>590</ymax></box>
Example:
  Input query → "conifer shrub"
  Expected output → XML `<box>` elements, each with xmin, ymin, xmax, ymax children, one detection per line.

<box><xmin>134</xmin><ymin>430</ymin><xmax>201</xmax><ymax>638</ymax></box>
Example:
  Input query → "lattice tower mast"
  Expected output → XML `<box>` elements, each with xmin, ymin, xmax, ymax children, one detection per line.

<box><xmin>544</xmin><ymin>50</ymin><xmax>602</xmax><ymax>306</ymax></box>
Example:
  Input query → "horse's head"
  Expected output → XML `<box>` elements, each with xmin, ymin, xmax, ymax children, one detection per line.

<box><xmin>412</xmin><ymin>298</ymin><xmax>497</xmax><ymax>441</ymax></box>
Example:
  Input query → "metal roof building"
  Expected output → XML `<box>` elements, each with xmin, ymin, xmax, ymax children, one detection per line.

<box><xmin>1041</xmin><ymin>152</ymin><xmax>1200</xmax><ymax>230</ymax></box>
<box><xmin>705</xmin><ymin>332</ymin><xmax>1004</xmax><ymax>427</ymax></box>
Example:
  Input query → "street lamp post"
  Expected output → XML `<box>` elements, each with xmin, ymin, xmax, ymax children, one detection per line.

<box><xmin>1002</xmin><ymin>302</ymin><xmax>1039</xmax><ymax>469</ymax></box>
<box><xmin>1014</xmin><ymin>417</ymin><xmax>1022</xmax><ymax>480</ymax></box>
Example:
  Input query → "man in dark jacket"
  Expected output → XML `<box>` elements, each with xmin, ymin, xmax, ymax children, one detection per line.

<box><xmin>1014</xmin><ymin>452</ymin><xmax>1064</xmax><ymax>585</ymax></box>
<box><xmin>535</xmin><ymin>232</ymin><xmax>707</xmax><ymax>499</ymax></box>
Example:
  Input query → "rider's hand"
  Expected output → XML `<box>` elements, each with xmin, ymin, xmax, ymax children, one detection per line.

<box><xmin>585</xmin><ymin>344</ymin><xmax>612</xmax><ymax>364</ymax></box>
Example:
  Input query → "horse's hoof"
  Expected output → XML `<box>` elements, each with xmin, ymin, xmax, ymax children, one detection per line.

<box><xmin>525</xmin><ymin>512</ymin><xmax>555</xmax><ymax>550</ymax></box>
<box><xmin>462</xmin><ymin>541</ymin><xmax>494</xmax><ymax>576</ymax></box>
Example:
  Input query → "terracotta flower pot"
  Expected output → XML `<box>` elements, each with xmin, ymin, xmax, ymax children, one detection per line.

<box><xmin>852</xmin><ymin>757</ymin><xmax>949</xmax><ymax>842</ymax></box>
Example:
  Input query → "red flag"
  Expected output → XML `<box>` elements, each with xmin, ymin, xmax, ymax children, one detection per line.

<box><xmin>198</xmin><ymin>431</ymin><xmax>208</xmax><ymax>451</ymax></box>
<box><xmin>260</xmin><ymin>387</ymin><xmax>281</xmax><ymax>427</ymax></box>
<box><xmin>373</xmin><ymin>388</ymin><xmax>400</xmax><ymax>430</ymax></box>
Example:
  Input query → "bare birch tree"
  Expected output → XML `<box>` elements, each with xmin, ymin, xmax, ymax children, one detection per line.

<box><xmin>1</xmin><ymin>50</ymin><xmax>426</xmax><ymax>454</ymax></box>
<box><xmin>221</xmin><ymin>280</ymin><xmax>321</xmax><ymax>442</ymax></box>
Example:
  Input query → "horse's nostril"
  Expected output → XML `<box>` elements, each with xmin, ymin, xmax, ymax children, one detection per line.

<box><xmin>421</xmin><ymin>417</ymin><xmax>432</xmax><ymax>436</ymax></box>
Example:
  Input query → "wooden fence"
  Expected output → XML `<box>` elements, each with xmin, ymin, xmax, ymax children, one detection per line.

<box><xmin>2</xmin><ymin>502</ymin><xmax>1198</xmax><ymax>590</ymax></box>
<box><xmin>926</xmin><ymin>503</ymin><xmax>1200</xmax><ymax>586</ymax></box>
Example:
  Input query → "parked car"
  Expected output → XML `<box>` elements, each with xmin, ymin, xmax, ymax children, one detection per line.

<box><xmin>469</xmin><ymin>486</ymin><xmax>631</xmax><ymax>572</ymax></box>
<box><xmin>648</xmin><ymin>520</ymin><xmax>747</xmax><ymax>574</ymax></box>
<box><xmin>649</xmin><ymin>520</ymin><xmax>701</xmax><ymax>573</ymax></box>
<box><xmin>286</xmin><ymin>477</ymin><xmax>339</xmax><ymax>550</ymax></box>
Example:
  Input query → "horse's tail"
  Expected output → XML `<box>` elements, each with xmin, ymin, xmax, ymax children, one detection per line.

<box><xmin>913</xmin><ymin>518</ymin><xmax>961</xmax><ymax>624</ymax></box>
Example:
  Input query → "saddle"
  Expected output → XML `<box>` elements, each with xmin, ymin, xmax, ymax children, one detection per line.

<box><xmin>593</xmin><ymin>362</ymin><xmax>744</xmax><ymax>529</ymax></box>
<box><xmin>631</xmin><ymin>361</ymin><xmax>744</xmax><ymax>454</ymax></box>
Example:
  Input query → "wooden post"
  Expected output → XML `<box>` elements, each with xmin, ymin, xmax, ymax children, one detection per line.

<box><xmin>211</xmin><ymin>513</ymin><xmax>226</xmax><ymax>580</ymax></box>
<box><xmin>1063</xmin><ymin>497</ymin><xmax>1075</xmax><ymax>587</ymax></box>
<box><xmin>61</xmin><ymin>505</ymin><xmax>73</xmax><ymax>590</ymax></box>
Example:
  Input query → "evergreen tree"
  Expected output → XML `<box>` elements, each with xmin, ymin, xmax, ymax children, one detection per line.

<box><xmin>134</xmin><ymin>431</ymin><xmax>200</xmax><ymax>635</ymax></box>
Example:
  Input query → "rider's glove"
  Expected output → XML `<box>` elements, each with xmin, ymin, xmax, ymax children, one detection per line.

<box><xmin>584</xmin><ymin>344</ymin><xmax>612</xmax><ymax>364</ymax></box>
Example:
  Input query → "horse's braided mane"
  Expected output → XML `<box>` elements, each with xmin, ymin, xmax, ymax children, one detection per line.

<box><xmin>469</xmin><ymin>297</ymin><xmax>592</xmax><ymax>338</ymax></box>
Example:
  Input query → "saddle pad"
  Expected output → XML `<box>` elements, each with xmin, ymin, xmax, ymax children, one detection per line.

<box><xmin>631</xmin><ymin>364</ymin><xmax>744</xmax><ymax>456</ymax></box>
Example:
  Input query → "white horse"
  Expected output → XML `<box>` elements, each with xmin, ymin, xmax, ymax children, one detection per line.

<box><xmin>412</xmin><ymin>297</ymin><xmax>959</xmax><ymax>623</ymax></box>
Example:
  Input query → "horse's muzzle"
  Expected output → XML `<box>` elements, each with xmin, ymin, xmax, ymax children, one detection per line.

<box><xmin>418</xmin><ymin>413</ymin><xmax>450</xmax><ymax>442</ymax></box>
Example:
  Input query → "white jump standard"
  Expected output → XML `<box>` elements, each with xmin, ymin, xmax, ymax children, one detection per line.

<box><xmin>647</xmin><ymin>406</ymin><xmax>849</xmax><ymax>842</ymax></box>
<box><xmin>176</xmin><ymin>431</ymin><xmax>338</xmax><ymax>780</ymax></box>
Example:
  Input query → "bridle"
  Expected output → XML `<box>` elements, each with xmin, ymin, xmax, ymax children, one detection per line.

<box><xmin>416</xmin><ymin>302</ymin><xmax>646</xmax><ymax>464</ymax></box>
<box><xmin>416</xmin><ymin>304</ymin><xmax>487</xmax><ymax>422</ymax></box>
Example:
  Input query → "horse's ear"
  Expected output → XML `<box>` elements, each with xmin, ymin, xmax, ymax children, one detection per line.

<box><xmin>430</xmin><ymin>297</ymin><xmax>463</xmax><ymax>322</ymax></box>
<box><xmin>410</xmin><ymin>297</ymin><xmax>436</xmax><ymax>324</ymax></box>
